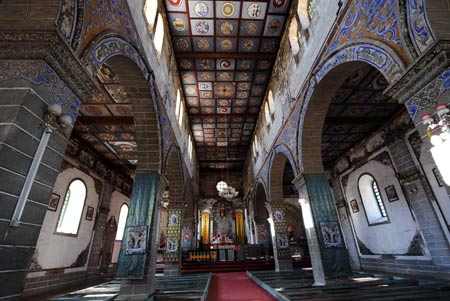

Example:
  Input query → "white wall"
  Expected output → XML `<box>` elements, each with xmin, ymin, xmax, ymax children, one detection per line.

<box><xmin>344</xmin><ymin>159</ymin><xmax>421</xmax><ymax>255</ymax></box>
<box><xmin>109</xmin><ymin>190</ymin><xmax>130</xmax><ymax>264</ymax></box>
<box><xmin>34</xmin><ymin>167</ymin><xmax>99</xmax><ymax>270</ymax></box>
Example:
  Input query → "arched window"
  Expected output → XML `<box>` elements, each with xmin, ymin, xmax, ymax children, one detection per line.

<box><xmin>288</xmin><ymin>18</ymin><xmax>300</xmax><ymax>55</ymax></box>
<box><xmin>268</xmin><ymin>90</ymin><xmax>275</xmax><ymax>115</ymax></box>
<box><xmin>265</xmin><ymin>102</ymin><xmax>271</xmax><ymax>125</ymax></box>
<box><xmin>153</xmin><ymin>13</ymin><xmax>165</xmax><ymax>58</ymax></box>
<box><xmin>358</xmin><ymin>174</ymin><xmax>388</xmax><ymax>225</ymax></box>
<box><xmin>115</xmin><ymin>204</ymin><xmax>129</xmax><ymax>240</ymax></box>
<box><xmin>144</xmin><ymin>0</ymin><xmax>158</xmax><ymax>31</ymax></box>
<box><xmin>56</xmin><ymin>179</ymin><xmax>87</xmax><ymax>235</ymax></box>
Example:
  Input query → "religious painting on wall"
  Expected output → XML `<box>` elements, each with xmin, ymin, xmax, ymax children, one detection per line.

<box><xmin>48</xmin><ymin>193</ymin><xmax>60</xmax><ymax>211</ymax></box>
<box><xmin>126</xmin><ymin>225</ymin><xmax>147</xmax><ymax>255</ymax></box>
<box><xmin>320</xmin><ymin>222</ymin><xmax>343</xmax><ymax>248</ymax></box>
<box><xmin>181</xmin><ymin>224</ymin><xmax>192</xmax><ymax>248</ymax></box>
<box><xmin>257</xmin><ymin>223</ymin><xmax>269</xmax><ymax>243</ymax></box>
<box><xmin>385</xmin><ymin>185</ymin><xmax>399</xmax><ymax>202</ymax></box>
<box><xmin>273</xmin><ymin>210</ymin><xmax>283</xmax><ymax>221</ymax></box>
<box><xmin>86</xmin><ymin>206</ymin><xmax>95</xmax><ymax>221</ymax></box>
<box><xmin>350</xmin><ymin>199</ymin><xmax>359</xmax><ymax>213</ymax></box>
<box><xmin>276</xmin><ymin>233</ymin><xmax>289</xmax><ymax>249</ymax></box>
<box><xmin>169</xmin><ymin>213</ymin><xmax>179</xmax><ymax>225</ymax></box>
<box><xmin>167</xmin><ymin>237</ymin><xmax>178</xmax><ymax>253</ymax></box>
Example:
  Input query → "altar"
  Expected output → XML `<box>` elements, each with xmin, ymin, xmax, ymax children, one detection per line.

<box><xmin>199</xmin><ymin>198</ymin><xmax>245</xmax><ymax>248</ymax></box>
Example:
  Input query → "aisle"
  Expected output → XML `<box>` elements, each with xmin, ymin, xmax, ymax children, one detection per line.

<box><xmin>206</xmin><ymin>272</ymin><xmax>277</xmax><ymax>301</ymax></box>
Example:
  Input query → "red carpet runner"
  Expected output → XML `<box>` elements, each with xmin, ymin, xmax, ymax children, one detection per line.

<box><xmin>206</xmin><ymin>272</ymin><xmax>277</xmax><ymax>301</ymax></box>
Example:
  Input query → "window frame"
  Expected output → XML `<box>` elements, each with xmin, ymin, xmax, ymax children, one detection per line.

<box><xmin>115</xmin><ymin>203</ymin><xmax>129</xmax><ymax>241</ymax></box>
<box><xmin>357</xmin><ymin>173</ymin><xmax>389</xmax><ymax>226</ymax></box>
<box><xmin>54</xmin><ymin>178</ymin><xmax>88</xmax><ymax>237</ymax></box>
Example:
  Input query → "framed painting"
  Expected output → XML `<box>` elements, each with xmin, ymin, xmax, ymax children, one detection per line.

<box><xmin>385</xmin><ymin>185</ymin><xmax>399</xmax><ymax>202</ymax></box>
<box><xmin>126</xmin><ymin>225</ymin><xmax>147</xmax><ymax>255</ymax></box>
<box><xmin>320</xmin><ymin>221</ymin><xmax>343</xmax><ymax>248</ymax></box>
<box><xmin>48</xmin><ymin>193</ymin><xmax>60</xmax><ymax>211</ymax></box>
<box><xmin>86</xmin><ymin>206</ymin><xmax>95</xmax><ymax>221</ymax></box>
<box><xmin>350</xmin><ymin>199</ymin><xmax>359</xmax><ymax>213</ymax></box>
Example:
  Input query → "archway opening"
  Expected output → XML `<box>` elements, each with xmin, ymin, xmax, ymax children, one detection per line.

<box><xmin>254</xmin><ymin>182</ymin><xmax>273</xmax><ymax>261</ymax></box>
<box><xmin>269</xmin><ymin>152</ymin><xmax>311</xmax><ymax>269</ymax></box>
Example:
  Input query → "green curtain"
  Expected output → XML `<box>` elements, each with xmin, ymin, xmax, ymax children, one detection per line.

<box><xmin>116</xmin><ymin>172</ymin><xmax>158</xmax><ymax>279</ymax></box>
<box><xmin>305</xmin><ymin>173</ymin><xmax>352</xmax><ymax>277</ymax></box>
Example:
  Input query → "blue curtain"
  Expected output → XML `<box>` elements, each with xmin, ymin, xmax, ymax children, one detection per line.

<box><xmin>116</xmin><ymin>172</ymin><xmax>158</xmax><ymax>279</ymax></box>
<box><xmin>305</xmin><ymin>173</ymin><xmax>352</xmax><ymax>277</ymax></box>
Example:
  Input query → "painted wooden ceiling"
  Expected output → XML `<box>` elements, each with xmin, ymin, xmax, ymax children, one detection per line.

<box><xmin>321</xmin><ymin>65</ymin><xmax>404</xmax><ymax>166</ymax></box>
<box><xmin>73</xmin><ymin>63</ymin><xmax>137</xmax><ymax>176</ymax></box>
<box><xmin>165</xmin><ymin>0</ymin><xmax>292</xmax><ymax>170</ymax></box>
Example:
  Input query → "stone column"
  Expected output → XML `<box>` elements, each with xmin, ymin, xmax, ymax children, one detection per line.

<box><xmin>293</xmin><ymin>173</ymin><xmax>352</xmax><ymax>285</ymax></box>
<box><xmin>0</xmin><ymin>75</ymin><xmax>76</xmax><ymax>300</ymax></box>
<box><xmin>117</xmin><ymin>172</ymin><xmax>165</xmax><ymax>300</ymax></box>
<box><xmin>266</xmin><ymin>202</ymin><xmax>293</xmax><ymax>271</ymax></box>
<box><xmin>164</xmin><ymin>202</ymin><xmax>184</xmax><ymax>276</ymax></box>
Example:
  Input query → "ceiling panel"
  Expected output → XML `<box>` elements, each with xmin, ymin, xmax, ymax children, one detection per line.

<box><xmin>165</xmin><ymin>0</ymin><xmax>292</xmax><ymax>170</ymax></box>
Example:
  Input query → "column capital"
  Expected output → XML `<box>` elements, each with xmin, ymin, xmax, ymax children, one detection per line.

<box><xmin>292</xmin><ymin>173</ymin><xmax>306</xmax><ymax>191</ymax></box>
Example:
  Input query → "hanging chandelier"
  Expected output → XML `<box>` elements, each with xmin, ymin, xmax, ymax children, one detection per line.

<box><xmin>217</xmin><ymin>113</ymin><xmax>239</xmax><ymax>199</ymax></box>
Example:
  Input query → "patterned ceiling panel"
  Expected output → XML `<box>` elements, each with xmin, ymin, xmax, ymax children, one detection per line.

<box><xmin>73</xmin><ymin>63</ymin><xmax>138</xmax><ymax>175</ymax></box>
<box><xmin>165</xmin><ymin>0</ymin><xmax>291</xmax><ymax>170</ymax></box>
<box><xmin>322</xmin><ymin>66</ymin><xmax>404</xmax><ymax>166</ymax></box>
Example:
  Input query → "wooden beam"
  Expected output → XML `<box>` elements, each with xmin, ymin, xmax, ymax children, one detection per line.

<box><xmin>189</xmin><ymin>113</ymin><xmax>259</xmax><ymax>119</ymax></box>
<box><xmin>176</xmin><ymin>52</ymin><xmax>276</xmax><ymax>60</ymax></box>
<box><xmin>76</xmin><ymin>116</ymin><xmax>134</xmax><ymax>125</ymax></box>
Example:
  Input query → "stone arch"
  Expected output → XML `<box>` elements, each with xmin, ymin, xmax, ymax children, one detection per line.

<box><xmin>164</xmin><ymin>144</ymin><xmax>184</xmax><ymax>202</ymax></box>
<box><xmin>80</xmin><ymin>35</ymin><xmax>161</xmax><ymax>172</ymax></box>
<box><xmin>253</xmin><ymin>180</ymin><xmax>269</xmax><ymax>224</ymax></box>
<box><xmin>269</xmin><ymin>150</ymin><xmax>298</xmax><ymax>202</ymax></box>
<box><xmin>299</xmin><ymin>42</ymin><xmax>406</xmax><ymax>173</ymax></box>
<box><xmin>316</xmin><ymin>41</ymin><xmax>405</xmax><ymax>84</ymax></box>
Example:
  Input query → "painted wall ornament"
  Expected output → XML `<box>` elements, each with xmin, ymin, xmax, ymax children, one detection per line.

<box><xmin>407</xmin><ymin>0</ymin><xmax>436</xmax><ymax>53</ymax></box>
<box><xmin>316</xmin><ymin>44</ymin><xmax>404</xmax><ymax>84</ymax></box>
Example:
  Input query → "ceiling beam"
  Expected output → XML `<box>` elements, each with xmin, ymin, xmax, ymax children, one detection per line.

<box><xmin>76</xmin><ymin>116</ymin><xmax>134</xmax><ymax>125</ymax></box>
<box><xmin>189</xmin><ymin>113</ymin><xmax>259</xmax><ymax>119</ymax></box>
<box><xmin>195</xmin><ymin>146</ymin><xmax>248</xmax><ymax>151</ymax></box>
<box><xmin>176</xmin><ymin>52</ymin><xmax>276</xmax><ymax>60</ymax></box>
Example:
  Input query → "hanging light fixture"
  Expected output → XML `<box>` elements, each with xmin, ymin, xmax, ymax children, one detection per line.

<box><xmin>217</xmin><ymin>113</ymin><xmax>239</xmax><ymax>199</ymax></box>
<box><xmin>421</xmin><ymin>103</ymin><xmax>450</xmax><ymax>185</ymax></box>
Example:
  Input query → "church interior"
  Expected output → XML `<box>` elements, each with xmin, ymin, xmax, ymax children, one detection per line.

<box><xmin>1</xmin><ymin>0</ymin><xmax>450</xmax><ymax>300</ymax></box>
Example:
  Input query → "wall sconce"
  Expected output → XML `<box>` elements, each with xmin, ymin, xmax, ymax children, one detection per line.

<box><xmin>10</xmin><ymin>103</ymin><xmax>73</xmax><ymax>227</ymax></box>
<box><xmin>421</xmin><ymin>103</ymin><xmax>450</xmax><ymax>186</ymax></box>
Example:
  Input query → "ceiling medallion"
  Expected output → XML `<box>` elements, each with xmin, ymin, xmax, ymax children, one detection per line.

<box><xmin>242</xmin><ymin>39</ymin><xmax>255</xmax><ymax>51</ymax></box>
<box><xmin>221</xmin><ymin>2</ymin><xmax>235</xmax><ymax>17</ymax></box>
<box><xmin>197</xmin><ymin>39</ymin><xmax>210</xmax><ymax>50</ymax></box>
<box><xmin>194</xmin><ymin>2</ymin><xmax>209</xmax><ymax>17</ymax></box>
<box><xmin>168</xmin><ymin>0</ymin><xmax>182</xmax><ymax>7</ymax></box>
<box><xmin>176</xmin><ymin>38</ymin><xmax>189</xmax><ymax>51</ymax></box>
<box><xmin>244</xmin><ymin>22</ymin><xmax>258</xmax><ymax>35</ymax></box>
<box><xmin>220</xmin><ymin>21</ymin><xmax>234</xmax><ymax>34</ymax></box>
<box><xmin>172</xmin><ymin>18</ymin><xmax>185</xmax><ymax>31</ymax></box>
<box><xmin>268</xmin><ymin>19</ymin><xmax>281</xmax><ymax>33</ymax></box>
<box><xmin>195</xmin><ymin>20</ymin><xmax>210</xmax><ymax>34</ymax></box>
<box><xmin>247</xmin><ymin>3</ymin><xmax>261</xmax><ymax>18</ymax></box>
<box><xmin>273</xmin><ymin>0</ymin><xmax>285</xmax><ymax>8</ymax></box>
<box><xmin>219</xmin><ymin>59</ymin><xmax>232</xmax><ymax>69</ymax></box>
<box><xmin>220</xmin><ymin>39</ymin><xmax>233</xmax><ymax>51</ymax></box>
<box><xmin>180</xmin><ymin>59</ymin><xmax>193</xmax><ymax>69</ymax></box>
